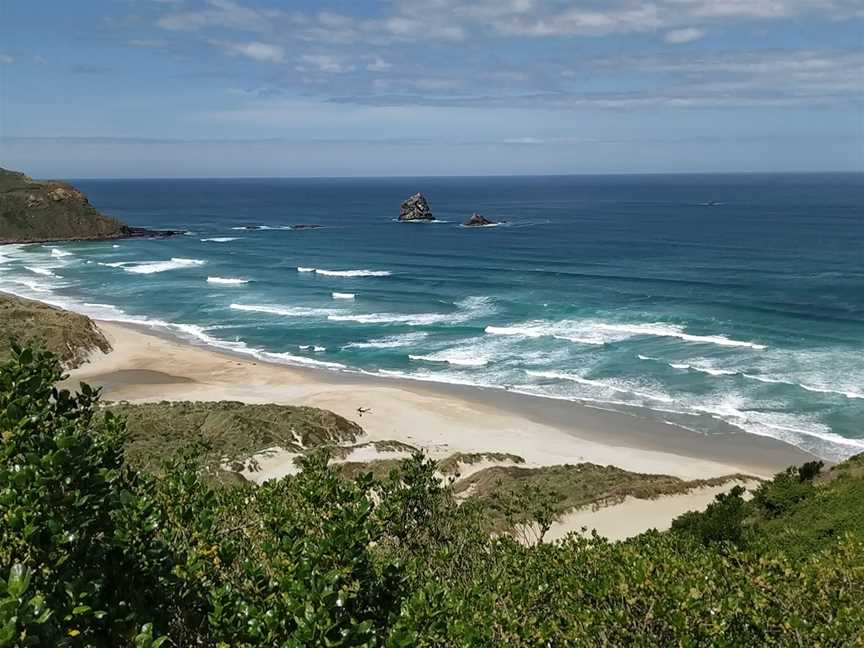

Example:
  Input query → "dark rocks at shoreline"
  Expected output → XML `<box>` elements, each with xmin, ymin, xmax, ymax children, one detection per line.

<box><xmin>463</xmin><ymin>213</ymin><xmax>499</xmax><ymax>227</ymax></box>
<box><xmin>122</xmin><ymin>226</ymin><xmax>185</xmax><ymax>239</ymax></box>
<box><xmin>399</xmin><ymin>193</ymin><xmax>435</xmax><ymax>221</ymax></box>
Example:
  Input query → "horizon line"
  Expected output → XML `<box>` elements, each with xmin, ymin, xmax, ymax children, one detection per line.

<box><xmin>60</xmin><ymin>170</ymin><xmax>864</xmax><ymax>181</ymax></box>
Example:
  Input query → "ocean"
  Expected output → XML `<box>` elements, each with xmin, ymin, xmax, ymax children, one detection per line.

<box><xmin>1</xmin><ymin>174</ymin><xmax>862</xmax><ymax>460</ymax></box>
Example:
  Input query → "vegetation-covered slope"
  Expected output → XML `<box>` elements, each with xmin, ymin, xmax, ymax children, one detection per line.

<box><xmin>0</xmin><ymin>168</ymin><xmax>128</xmax><ymax>243</ymax></box>
<box><xmin>109</xmin><ymin>400</ymin><xmax>362</xmax><ymax>472</ymax></box>
<box><xmin>1</xmin><ymin>345</ymin><xmax>862</xmax><ymax>646</ymax></box>
<box><xmin>0</xmin><ymin>293</ymin><xmax>110</xmax><ymax>368</ymax></box>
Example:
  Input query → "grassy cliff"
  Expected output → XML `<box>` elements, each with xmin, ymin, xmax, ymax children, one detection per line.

<box><xmin>0</xmin><ymin>293</ymin><xmax>110</xmax><ymax>367</ymax></box>
<box><xmin>0</xmin><ymin>167</ymin><xmax>128</xmax><ymax>243</ymax></box>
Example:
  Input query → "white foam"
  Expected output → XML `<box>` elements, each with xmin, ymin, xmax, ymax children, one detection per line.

<box><xmin>25</xmin><ymin>266</ymin><xmax>62</xmax><ymax>278</ymax></box>
<box><xmin>486</xmin><ymin>319</ymin><xmax>765</xmax><ymax>349</ymax></box>
<box><xmin>484</xmin><ymin>323</ymin><xmax>610</xmax><ymax>345</ymax></box>
<box><xmin>798</xmin><ymin>383</ymin><xmax>864</xmax><ymax>399</ymax></box>
<box><xmin>207</xmin><ymin>277</ymin><xmax>249</xmax><ymax>285</ymax></box>
<box><xmin>315</xmin><ymin>268</ymin><xmax>391</xmax><ymax>277</ymax></box>
<box><xmin>329</xmin><ymin>296</ymin><xmax>493</xmax><ymax>327</ymax></box>
<box><xmin>409</xmin><ymin>349</ymin><xmax>490</xmax><ymax>367</ymax></box>
<box><xmin>112</xmin><ymin>244</ymin><xmax>120</xmax><ymax>248</ymax></box>
<box><xmin>332</xmin><ymin>292</ymin><xmax>355</xmax><ymax>299</ymax></box>
<box><xmin>313</xmin><ymin>345</ymin><xmax>326</xmax><ymax>352</ymax></box>
<box><xmin>297</xmin><ymin>267</ymin><xmax>315</xmax><ymax>273</ymax></box>
<box><xmin>690</xmin><ymin>394</ymin><xmax>864</xmax><ymax>455</ymax></box>
<box><xmin>669</xmin><ymin>362</ymin><xmax>737</xmax><ymax>376</ymax></box>
<box><xmin>230</xmin><ymin>303</ymin><xmax>337</xmax><ymax>317</ymax></box>
<box><xmin>231</xmin><ymin>225</ymin><xmax>291</xmax><ymax>231</ymax></box>
<box><xmin>50</xmin><ymin>248</ymin><xmax>73</xmax><ymax>258</ymax></box>
<box><xmin>82</xmin><ymin>302</ymin><xmax>124</xmax><ymax>314</ymax></box>
<box><xmin>201</xmin><ymin>237</ymin><xmax>239</xmax><ymax>243</ymax></box>
<box><xmin>259</xmin><ymin>351</ymin><xmax>344</xmax><ymax>369</ymax></box>
<box><xmin>107</xmin><ymin>258</ymin><xmax>206</xmax><ymax>274</ymax></box>
<box><xmin>526</xmin><ymin>370</ymin><xmax>675</xmax><ymax>403</ymax></box>
<box><xmin>342</xmin><ymin>332</ymin><xmax>429</xmax><ymax>350</ymax></box>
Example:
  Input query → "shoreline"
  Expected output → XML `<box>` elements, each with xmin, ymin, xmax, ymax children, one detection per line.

<box><xmin>65</xmin><ymin>319</ymin><xmax>815</xmax><ymax>480</ymax></box>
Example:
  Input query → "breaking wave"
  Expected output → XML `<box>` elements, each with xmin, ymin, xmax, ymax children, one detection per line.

<box><xmin>409</xmin><ymin>349</ymin><xmax>490</xmax><ymax>367</ymax></box>
<box><xmin>101</xmin><ymin>258</ymin><xmax>207</xmax><ymax>274</ymax></box>
<box><xmin>298</xmin><ymin>267</ymin><xmax>391</xmax><ymax>277</ymax></box>
<box><xmin>207</xmin><ymin>277</ymin><xmax>249</xmax><ymax>285</ymax></box>
<box><xmin>342</xmin><ymin>332</ymin><xmax>429</xmax><ymax>350</ymax></box>
<box><xmin>526</xmin><ymin>370</ymin><xmax>675</xmax><ymax>403</ymax></box>
<box><xmin>229</xmin><ymin>303</ymin><xmax>338</xmax><ymax>317</ymax></box>
<box><xmin>486</xmin><ymin>319</ymin><xmax>766</xmax><ymax>349</ymax></box>
<box><xmin>25</xmin><ymin>266</ymin><xmax>62</xmax><ymax>278</ymax></box>
<box><xmin>328</xmin><ymin>296</ymin><xmax>493</xmax><ymax>327</ymax></box>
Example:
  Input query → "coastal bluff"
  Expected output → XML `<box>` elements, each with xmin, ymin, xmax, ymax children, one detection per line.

<box><xmin>0</xmin><ymin>167</ymin><xmax>181</xmax><ymax>243</ymax></box>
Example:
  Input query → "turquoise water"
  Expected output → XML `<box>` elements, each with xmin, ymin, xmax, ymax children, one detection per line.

<box><xmin>1</xmin><ymin>174</ymin><xmax>862</xmax><ymax>460</ymax></box>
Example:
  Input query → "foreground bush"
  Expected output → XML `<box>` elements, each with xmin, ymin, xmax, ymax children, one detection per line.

<box><xmin>1</xmin><ymin>345</ymin><xmax>862</xmax><ymax>646</ymax></box>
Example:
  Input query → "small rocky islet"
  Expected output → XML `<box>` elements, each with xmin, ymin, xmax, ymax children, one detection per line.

<box><xmin>398</xmin><ymin>192</ymin><xmax>501</xmax><ymax>226</ymax></box>
<box><xmin>398</xmin><ymin>192</ymin><xmax>436</xmax><ymax>221</ymax></box>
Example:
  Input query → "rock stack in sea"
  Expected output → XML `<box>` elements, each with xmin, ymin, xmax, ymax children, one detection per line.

<box><xmin>399</xmin><ymin>193</ymin><xmax>435</xmax><ymax>221</ymax></box>
<box><xmin>464</xmin><ymin>213</ymin><xmax>497</xmax><ymax>227</ymax></box>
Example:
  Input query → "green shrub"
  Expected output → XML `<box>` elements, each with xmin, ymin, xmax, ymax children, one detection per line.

<box><xmin>671</xmin><ymin>484</ymin><xmax>749</xmax><ymax>547</ymax></box>
<box><xmin>1</xmin><ymin>344</ymin><xmax>863</xmax><ymax>646</ymax></box>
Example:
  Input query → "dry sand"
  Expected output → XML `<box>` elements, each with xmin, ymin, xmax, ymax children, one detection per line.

<box><xmin>544</xmin><ymin>479</ymin><xmax>759</xmax><ymax>543</ymax></box>
<box><xmin>66</xmin><ymin>321</ymin><xmax>814</xmax><ymax>540</ymax></box>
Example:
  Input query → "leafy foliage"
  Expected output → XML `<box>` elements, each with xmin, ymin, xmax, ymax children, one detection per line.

<box><xmin>1</xmin><ymin>345</ymin><xmax>863</xmax><ymax>646</ymax></box>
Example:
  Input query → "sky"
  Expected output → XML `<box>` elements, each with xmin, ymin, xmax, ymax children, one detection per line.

<box><xmin>0</xmin><ymin>0</ymin><xmax>862</xmax><ymax>177</ymax></box>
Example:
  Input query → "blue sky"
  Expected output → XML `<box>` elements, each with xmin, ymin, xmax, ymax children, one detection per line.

<box><xmin>0</xmin><ymin>0</ymin><xmax>862</xmax><ymax>177</ymax></box>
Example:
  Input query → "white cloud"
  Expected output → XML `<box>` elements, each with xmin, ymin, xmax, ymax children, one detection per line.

<box><xmin>0</xmin><ymin>55</ymin><xmax>14</xmax><ymax>64</ymax></box>
<box><xmin>367</xmin><ymin>57</ymin><xmax>392</xmax><ymax>72</ymax></box>
<box><xmin>297</xmin><ymin>54</ymin><xmax>354</xmax><ymax>73</ymax></box>
<box><xmin>157</xmin><ymin>0</ymin><xmax>282</xmax><ymax>32</ymax></box>
<box><xmin>664</xmin><ymin>28</ymin><xmax>706</xmax><ymax>44</ymax></box>
<box><xmin>221</xmin><ymin>41</ymin><xmax>285</xmax><ymax>63</ymax></box>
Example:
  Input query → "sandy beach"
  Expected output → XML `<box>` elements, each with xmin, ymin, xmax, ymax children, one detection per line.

<box><xmin>70</xmin><ymin>321</ymin><xmax>813</xmax><ymax>479</ymax></box>
<box><xmin>64</xmin><ymin>320</ymin><xmax>815</xmax><ymax>539</ymax></box>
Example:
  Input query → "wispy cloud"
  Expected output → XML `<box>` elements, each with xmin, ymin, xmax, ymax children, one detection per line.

<box><xmin>0</xmin><ymin>55</ymin><xmax>14</xmax><ymax>65</ymax></box>
<box><xmin>664</xmin><ymin>28</ymin><xmax>706</xmax><ymax>44</ymax></box>
<box><xmin>219</xmin><ymin>41</ymin><xmax>285</xmax><ymax>63</ymax></box>
<box><xmin>157</xmin><ymin>0</ymin><xmax>283</xmax><ymax>32</ymax></box>
<box><xmin>297</xmin><ymin>54</ymin><xmax>354</xmax><ymax>74</ymax></box>
<box><xmin>366</xmin><ymin>57</ymin><xmax>392</xmax><ymax>72</ymax></box>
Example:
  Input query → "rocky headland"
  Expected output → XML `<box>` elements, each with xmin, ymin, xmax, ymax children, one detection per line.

<box><xmin>0</xmin><ymin>167</ymin><xmax>183</xmax><ymax>243</ymax></box>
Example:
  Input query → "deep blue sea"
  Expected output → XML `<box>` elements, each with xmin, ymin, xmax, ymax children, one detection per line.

<box><xmin>1</xmin><ymin>174</ymin><xmax>862</xmax><ymax>460</ymax></box>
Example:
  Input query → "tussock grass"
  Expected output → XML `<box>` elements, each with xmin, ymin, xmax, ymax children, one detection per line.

<box><xmin>0</xmin><ymin>293</ymin><xmax>111</xmax><ymax>368</ymax></box>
